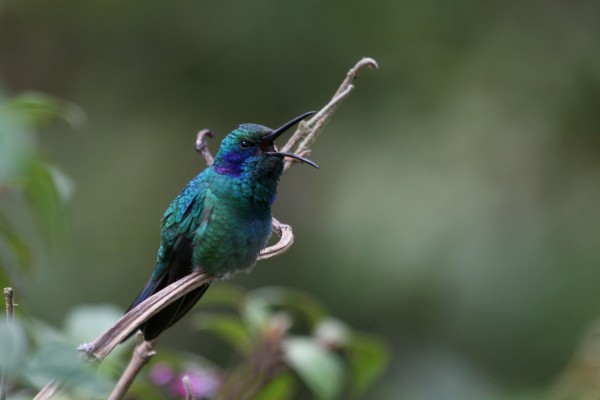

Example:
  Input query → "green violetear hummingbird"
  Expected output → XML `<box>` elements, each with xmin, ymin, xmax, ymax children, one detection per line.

<box><xmin>126</xmin><ymin>111</ymin><xmax>317</xmax><ymax>341</ymax></box>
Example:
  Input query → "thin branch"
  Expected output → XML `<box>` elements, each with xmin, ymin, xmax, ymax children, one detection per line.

<box><xmin>1</xmin><ymin>288</ymin><xmax>15</xmax><ymax>400</ymax></box>
<box><xmin>182</xmin><ymin>375</ymin><xmax>194</xmax><ymax>400</ymax></box>
<box><xmin>281</xmin><ymin>57</ymin><xmax>378</xmax><ymax>173</ymax></box>
<box><xmin>32</xmin><ymin>381</ymin><xmax>59</xmax><ymax>400</ymax></box>
<box><xmin>108</xmin><ymin>340</ymin><xmax>156</xmax><ymax>400</ymax></box>
<box><xmin>195</xmin><ymin>129</ymin><xmax>215</xmax><ymax>166</ymax></box>
<box><xmin>258</xmin><ymin>218</ymin><xmax>294</xmax><ymax>260</ymax></box>
<box><xmin>334</xmin><ymin>57</ymin><xmax>379</xmax><ymax>98</ymax></box>
<box><xmin>3</xmin><ymin>288</ymin><xmax>13</xmax><ymax>321</ymax></box>
<box><xmin>78</xmin><ymin>271</ymin><xmax>214</xmax><ymax>361</ymax></box>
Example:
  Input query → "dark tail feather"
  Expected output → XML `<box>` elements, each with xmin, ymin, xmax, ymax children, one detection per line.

<box><xmin>140</xmin><ymin>281</ymin><xmax>211</xmax><ymax>341</ymax></box>
<box><xmin>122</xmin><ymin>276</ymin><xmax>165</xmax><ymax>342</ymax></box>
<box><xmin>123</xmin><ymin>271</ymin><xmax>211</xmax><ymax>342</ymax></box>
<box><xmin>127</xmin><ymin>276</ymin><xmax>163</xmax><ymax>313</ymax></box>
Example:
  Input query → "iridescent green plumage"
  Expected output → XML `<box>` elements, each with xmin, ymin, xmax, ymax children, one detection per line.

<box><xmin>127</xmin><ymin>112</ymin><xmax>316</xmax><ymax>340</ymax></box>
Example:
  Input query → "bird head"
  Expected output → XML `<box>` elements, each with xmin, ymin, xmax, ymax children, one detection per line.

<box><xmin>213</xmin><ymin>111</ymin><xmax>318</xmax><ymax>177</ymax></box>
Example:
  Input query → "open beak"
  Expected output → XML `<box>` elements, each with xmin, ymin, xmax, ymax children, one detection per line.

<box><xmin>261</xmin><ymin>111</ymin><xmax>319</xmax><ymax>169</ymax></box>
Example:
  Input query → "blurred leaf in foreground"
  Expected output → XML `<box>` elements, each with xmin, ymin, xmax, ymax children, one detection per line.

<box><xmin>283</xmin><ymin>337</ymin><xmax>344</xmax><ymax>400</ymax></box>
<box><xmin>346</xmin><ymin>332</ymin><xmax>390</xmax><ymax>397</ymax></box>
<box><xmin>190</xmin><ymin>284</ymin><xmax>388</xmax><ymax>400</ymax></box>
<box><xmin>0</xmin><ymin>90</ymin><xmax>81</xmax><ymax>284</ymax></box>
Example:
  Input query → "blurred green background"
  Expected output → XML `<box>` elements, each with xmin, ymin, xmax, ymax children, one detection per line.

<box><xmin>1</xmin><ymin>1</ymin><xmax>600</xmax><ymax>399</ymax></box>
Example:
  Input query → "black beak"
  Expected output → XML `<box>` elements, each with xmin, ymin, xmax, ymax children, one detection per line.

<box><xmin>261</xmin><ymin>111</ymin><xmax>316</xmax><ymax>143</ymax></box>
<box><xmin>261</xmin><ymin>111</ymin><xmax>319</xmax><ymax>169</ymax></box>
<box><xmin>263</xmin><ymin>151</ymin><xmax>319</xmax><ymax>168</ymax></box>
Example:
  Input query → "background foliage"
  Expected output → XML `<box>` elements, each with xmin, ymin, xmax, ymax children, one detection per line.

<box><xmin>1</xmin><ymin>1</ymin><xmax>600</xmax><ymax>399</ymax></box>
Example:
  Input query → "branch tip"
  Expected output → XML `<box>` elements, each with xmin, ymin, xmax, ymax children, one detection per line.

<box><xmin>3</xmin><ymin>287</ymin><xmax>14</xmax><ymax>320</ymax></box>
<box><xmin>182</xmin><ymin>375</ymin><xmax>194</xmax><ymax>400</ymax></box>
<box><xmin>195</xmin><ymin>129</ymin><xmax>215</xmax><ymax>166</ymax></box>
<box><xmin>108</xmin><ymin>340</ymin><xmax>156</xmax><ymax>400</ymax></box>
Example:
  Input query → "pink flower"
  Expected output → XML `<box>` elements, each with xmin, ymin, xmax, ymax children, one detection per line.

<box><xmin>149</xmin><ymin>363</ymin><xmax>176</xmax><ymax>386</ymax></box>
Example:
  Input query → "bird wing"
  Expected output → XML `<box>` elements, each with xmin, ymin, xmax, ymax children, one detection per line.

<box><xmin>127</xmin><ymin>175</ymin><xmax>207</xmax><ymax>311</ymax></box>
<box><xmin>124</xmin><ymin>175</ymin><xmax>216</xmax><ymax>340</ymax></box>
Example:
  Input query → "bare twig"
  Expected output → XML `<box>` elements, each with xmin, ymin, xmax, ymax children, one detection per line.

<box><xmin>195</xmin><ymin>129</ymin><xmax>215</xmax><ymax>166</ymax></box>
<box><xmin>108</xmin><ymin>340</ymin><xmax>156</xmax><ymax>400</ymax></box>
<box><xmin>182</xmin><ymin>375</ymin><xmax>194</xmax><ymax>400</ymax></box>
<box><xmin>281</xmin><ymin>57</ymin><xmax>378</xmax><ymax>173</ymax></box>
<box><xmin>3</xmin><ymin>288</ymin><xmax>13</xmax><ymax>321</ymax></box>
<box><xmin>32</xmin><ymin>380</ymin><xmax>59</xmax><ymax>400</ymax></box>
<box><xmin>258</xmin><ymin>218</ymin><xmax>294</xmax><ymax>260</ymax></box>
<box><xmin>334</xmin><ymin>57</ymin><xmax>379</xmax><ymax>98</ymax></box>
<box><xmin>1</xmin><ymin>288</ymin><xmax>15</xmax><ymax>400</ymax></box>
<box><xmin>78</xmin><ymin>271</ymin><xmax>214</xmax><ymax>361</ymax></box>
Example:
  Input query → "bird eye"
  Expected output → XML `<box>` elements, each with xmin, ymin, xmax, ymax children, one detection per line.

<box><xmin>240</xmin><ymin>140</ymin><xmax>251</xmax><ymax>149</ymax></box>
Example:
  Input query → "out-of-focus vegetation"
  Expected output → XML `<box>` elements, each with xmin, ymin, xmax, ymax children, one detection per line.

<box><xmin>0</xmin><ymin>91</ymin><xmax>82</xmax><ymax>290</ymax></box>
<box><xmin>1</xmin><ymin>90</ymin><xmax>387</xmax><ymax>399</ymax></box>
<box><xmin>1</xmin><ymin>1</ymin><xmax>600</xmax><ymax>399</ymax></box>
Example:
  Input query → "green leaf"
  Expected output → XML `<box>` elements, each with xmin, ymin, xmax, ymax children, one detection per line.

<box><xmin>0</xmin><ymin>98</ymin><xmax>34</xmax><ymax>183</ymax></box>
<box><xmin>64</xmin><ymin>304</ymin><xmax>123</xmax><ymax>344</ymax></box>
<box><xmin>242</xmin><ymin>295</ymin><xmax>273</xmax><ymax>333</ymax></box>
<box><xmin>23</xmin><ymin>160</ymin><xmax>69</xmax><ymax>244</ymax></box>
<box><xmin>254</xmin><ymin>372</ymin><xmax>296</xmax><ymax>400</ymax></box>
<box><xmin>24</xmin><ymin>317</ymin><xmax>72</xmax><ymax>345</ymax></box>
<box><xmin>47</xmin><ymin>165</ymin><xmax>76</xmax><ymax>204</ymax></box>
<box><xmin>7</xmin><ymin>91</ymin><xmax>86</xmax><ymax>129</ymax></box>
<box><xmin>24</xmin><ymin>341</ymin><xmax>112</xmax><ymax>396</ymax></box>
<box><xmin>196</xmin><ymin>282</ymin><xmax>246</xmax><ymax>308</ymax></box>
<box><xmin>346</xmin><ymin>333</ymin><xmax>389</xmax><ymax>396</ymax></box>
<box><xmin>314</xmin><ymin>317</ymin><xmax>351</xmax><ymax>348</ymax></box>
<box><xmin>193</xmin><ymin>312</ymin><xmax>252</xmax><ymax>354</ymax></box>
<box><xmin>283</xmin><ymin>337</ymin><xmax>343</xmax><ymax>400</ymax></box>
<box><xmin>0</xmin><ymin>319</ymin><xmax>27</xmax><ymax>372</ymax></box>
<box><xmin>0</xmin><ymin>266</ymin><xmax>8</xmax><ymax>290</ymax></box>
<box><xmin>248</xmin><ymin>287</ymin><xmax>327</xmax><ymax>327</ymax></box>
<box><xmin>0</xmin><ymin>213</ymin><xmax>32</xmax><ymax>274</ymax></box>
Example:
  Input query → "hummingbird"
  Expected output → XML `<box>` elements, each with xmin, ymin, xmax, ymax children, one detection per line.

<box><xmin>126</xmin><ymin>111</ymin><xmax>317</xmax><ymax>341</ymax></box>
